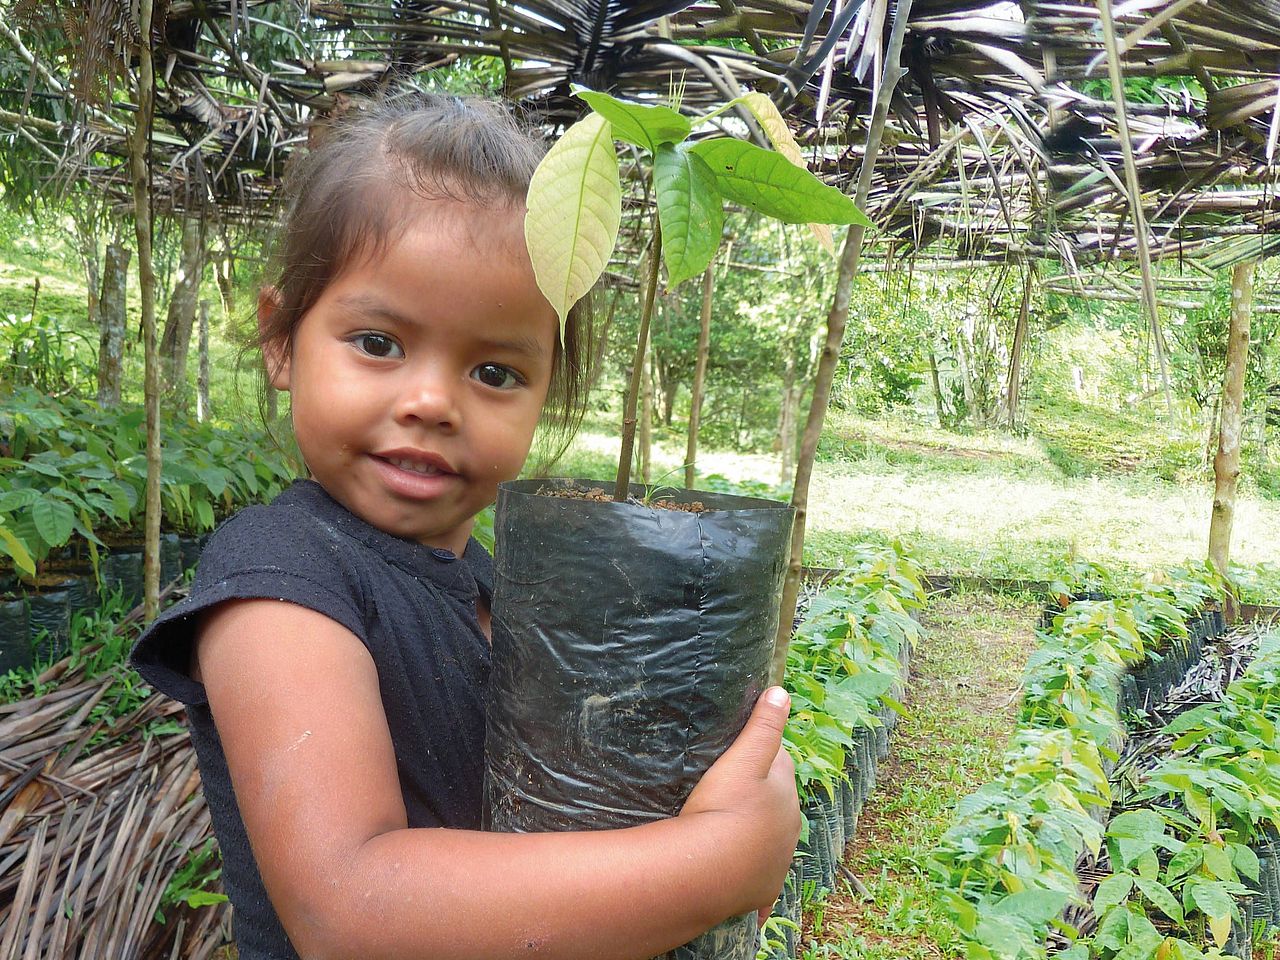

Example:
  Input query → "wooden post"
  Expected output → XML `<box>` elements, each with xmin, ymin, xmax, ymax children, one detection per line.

<box><xmin>771</xmin><ymin>0</ymin><xmax>917</xmax><ymax>684</ymax></box>
<box><xmin>1209</xmin><ymin>260</ymin><xmax>1254</xmax><ymax>621</ymax></box>
<box><xmin>196</xmin><ymin>299</ymin><xmax>211</xmax><ymax>423</ymax></box>
<box><xmin>1004</xmin><ymin>266</ymin><xmax>1034</xmax><ymax>429</ymax></box>
<box><xmin>129</xmin><ymin>0</ymin><xmax>160</xmax><ymax>621</ymax></box>
<box><xmin>929</xmin><ymin>348</ymin><xmax>946</xmax><ymax>427</ymax></box>
<box><xmin>685</xmin><ymin>264</ymin><xmax>714</xmax><ymax>488</ymax></box>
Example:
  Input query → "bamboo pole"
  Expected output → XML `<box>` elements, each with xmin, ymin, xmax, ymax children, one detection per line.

<box><xmin>1097</xmin><ymin>0</ymin><xmax>1176</xmax><ymax>419</ymax></box>
<box><xmin>770</xmin><ymin>0</ymin><xmax>916</xmax><ymax>684</ymax></box>
<box><xmin>685</xmin><ymin>264</ymin><xmax>715</xmax><ymax>489</ymax></box>
<box><xmin>130</xmin><ymin>0</ymin><xmax>161</xmax><ymax>623</ymax></box>
<box><xmin>1208</xmin><ymin>260</ymin><xmax>1253</xmax><ymax>621</ymax></box>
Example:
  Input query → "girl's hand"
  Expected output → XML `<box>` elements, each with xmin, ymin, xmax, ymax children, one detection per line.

<box><xmin>678</xmin><ymin>686</ymin><xmax>801</xmax><ymax>923</ymax></box>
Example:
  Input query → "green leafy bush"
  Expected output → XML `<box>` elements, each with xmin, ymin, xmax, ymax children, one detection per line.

<box><xmin>0</xmin><ymin>387</ymin><xmax>296</xmax><ymax>576</ymax></box>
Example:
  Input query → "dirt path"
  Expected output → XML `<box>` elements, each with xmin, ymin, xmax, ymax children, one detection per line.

<box><xmin>804</xmin><ymin>592</ymin><xmax>1040</xmax><ymax>960</ymax></box>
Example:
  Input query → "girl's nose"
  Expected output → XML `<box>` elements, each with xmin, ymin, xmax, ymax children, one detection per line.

<box><xmin>393</xmin><ymin>370</ymin><xmax>461</xmax><ymax>431</ymax></box>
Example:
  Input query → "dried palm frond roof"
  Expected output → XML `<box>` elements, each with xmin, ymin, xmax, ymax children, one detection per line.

<box><xmin>1</xmin><ymin>0</ymin><xmax>1278</xmax><ymax>269</ymax></box>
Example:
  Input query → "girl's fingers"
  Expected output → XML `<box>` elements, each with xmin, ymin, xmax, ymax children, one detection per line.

<box><xmin>724</xmin><ymin>686</ymin><xmax>791</xmax><ymax>777</ymax></box>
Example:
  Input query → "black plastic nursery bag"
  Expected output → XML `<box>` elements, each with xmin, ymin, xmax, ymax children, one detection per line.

<box><xmin>484</xmin><ymin>478</ymin><xmax>794</xmax><ymax>960</ymax></box>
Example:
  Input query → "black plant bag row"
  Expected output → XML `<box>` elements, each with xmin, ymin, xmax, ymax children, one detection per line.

<box><xmin>761</xmin><ymin>622</ymin><xmax>913</xmax><ymax>960</ymax></box>
<box><xmin>0</xmin><ymin>533</ymin><xmax>204</xmax><ymax>673</ymax></box>
<box><xmin>1106</xmin><ymin>608</ymin><xmax>1264</xmax><ymax>958</ymax></box>
<box><xmin>1117</xmin><ymin>610</ymin><xmax>1224</xmax><ymax>717</ymax></box>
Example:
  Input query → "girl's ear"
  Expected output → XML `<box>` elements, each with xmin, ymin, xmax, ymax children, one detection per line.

<box><xmin>258</xmin><ymin>286</ymin><xmax>291</xmax><ymax>391</ymax></box>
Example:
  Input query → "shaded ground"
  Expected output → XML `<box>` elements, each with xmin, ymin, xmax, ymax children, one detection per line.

<box><xmin>800</xmin><ymin>592</ymin><xmax>1039</xmax><ymax>960</ymax></box>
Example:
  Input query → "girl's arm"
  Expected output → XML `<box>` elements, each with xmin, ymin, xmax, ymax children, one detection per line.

<box><xmin>195</xmin><ymin>598</ymin><xmax>800</xmax><ymax>960</ymax></box>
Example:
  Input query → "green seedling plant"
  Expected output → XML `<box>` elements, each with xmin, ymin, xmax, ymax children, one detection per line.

<box><xmin>0</xmin><ymin>387</ymin><xmax>295</xmax><ymax>579</ymax></box>
<box><xmin>523</xmin><ymin>87</ymin><xmax>870</xmax><ymax>500</ymax></box>
<box><xmin>931</xmin><ymin>561</ymin><xmax>1229</xmax><ymax>960</ymax></box>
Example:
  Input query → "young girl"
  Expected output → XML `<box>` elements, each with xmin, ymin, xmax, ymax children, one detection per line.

<box><xmin>129</xmin><ymin>92</ymin><xmax>800</xmax><ymax>960</ymax></box>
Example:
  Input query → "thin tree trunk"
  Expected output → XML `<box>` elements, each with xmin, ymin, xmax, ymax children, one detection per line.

<box><xmin>97</xmin><ymin>237</ymin><xmax>130</xmax><ymax>407</ymax></box>
<box><xmin>72</xmin><ymin>201</ymin><xmax>102</xmax><ymax>331</ymax></box>
<box><xmin>685</xmin><ymin>264</ymin><xmax>714</xmax><ymax>489</ymax></box>
<box><xmin>1208</xmin><ymin>260</ymin><xmax>1254</xmax><ymax>622</ymax></box>
<box><xmin>772</xmin><ymin>0</ymin><xmax>916</xmax><ymax>684</ymax></box>
<box><xmin>160</xmin><ymin>216</ymin><xmax>203</xmax><ymax>405</ymax></box>
<box><xmin>640</xmin><ymin>346</ymin><xmax>653</xmax><ymax>484</ymax></box>
<box><xmin>1004</xmin><ymin>267</ymin><xmax>1033</xmax><ymax>429</ymax></box>
<box><xmin>130</xmin><ymin>0</ymin><xmax>161</xmax><ymax>622</ymax></box>
<box><xmin>196</xmin><ymin>299</ymin><xmax>211</xmax><ymax>423</ymax></box>
<box><xmin>615</xmin><ymin>222</ymin><xmax>661</xmax><ymax>500</ymax></box>
<box><xmin>929</xmin><ymin>348</ymin><xmax>946</xmax><ymax>427</ymax></box>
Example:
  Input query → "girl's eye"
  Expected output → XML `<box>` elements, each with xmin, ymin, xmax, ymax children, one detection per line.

<box><xmin>351</xmin><ymin>333</ymin><xmax>403</xmax><ymax>359</ymax></box>
<box><xmin>472</xmin><ymin>363</ymin><xmax>522</xmax><ymax>390</ymax></box>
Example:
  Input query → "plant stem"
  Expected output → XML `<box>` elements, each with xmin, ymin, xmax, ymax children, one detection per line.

<box><xmin>614</xmin><ymin>220</ymin><xmax>662</xmax><ymax>501</ymax></box>
<box><xmin>685</xmin><ymin>262</ymin><xmax>714</xmax><ymax>489</ymax></box>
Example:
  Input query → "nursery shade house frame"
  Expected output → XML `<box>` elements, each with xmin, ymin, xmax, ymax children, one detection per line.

<box><xmin>2</xmin><ymin>0</ymin><xmax>1279</xmax><ymax>264</ymax></box>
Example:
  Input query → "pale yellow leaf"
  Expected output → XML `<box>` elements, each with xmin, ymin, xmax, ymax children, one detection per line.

<box><xmin>1208</xmin><ymin>913</ymin><xmax>1230</xmax><ymax>948</ymax></box>
<box><xmin>736</xmin><ymin>92</ymin><xmax>837</xmax><ymax>256</ymax></box>
<box><xmin>524</xmin><ymin>113</ymin><xmax>622</xmax><ymax>338</ymax></box>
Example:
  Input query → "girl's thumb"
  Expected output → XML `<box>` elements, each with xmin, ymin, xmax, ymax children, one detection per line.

<box><xmin>733</xmin><ymin>686</ymin><xmax>791</xmax><ymax>772</ymax></box>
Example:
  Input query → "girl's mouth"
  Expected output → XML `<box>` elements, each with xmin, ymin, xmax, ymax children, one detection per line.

<box><xmin>370</xmin><ymin>451</ymin><xmax>460</xmax><ymax>499</ymax></box>
<box><xmin>386</xmin><ymin>456</ymin><xmax>445</xmax><ymax>476</ymax></box>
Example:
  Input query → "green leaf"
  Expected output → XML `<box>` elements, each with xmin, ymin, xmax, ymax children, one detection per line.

<box><xmin>690</xmin><ymin>138</ymin><xmax>872</xmax><ymax>226</ymax></box>
<box><xmin>574</xmin><ymin>88</ymin><xmax>691</xmax><ymax>152</ymax></box>
<box><xmin>1133</xmin><ymin>875</ymin><xmax>1183</xmax><ymax>923</ymax></box>
<box><xmin>20</xmin><ymin>459</ymin><xmax>64</xmax><ymax>479</ymax></box>
<box><xmin>1094</xmin><ymin>873</ymin><xmax>1135</xmax><ymax>915</ymax></box>
<box><xmin>1108</xmin><ymin>809</ymin><xmax>1168</xmax><ymax>842</ymax></box>
<box><xmin>730</xmin><ymin>91</ymin><xmax>835</xmax><ymax>254</ymax></box>
<box><xmin>654</xmin><ymin>144</ymin><xmax>724</xmax><ymax>289</ymax></box>
<box><xmin>0</xmin><ymin>488</ymin><xmax>40</xmax><ymax>511</ymax></box>
<box><xmin>1186</xmin><ymin>881</ymin><xmax>1235</xmax><ymax>927</ymax></box>
<box><xmin>1161</xmin><ymin>702</ymin><xmax>1217</xmax><ymax>736</ymax></box>
<box><xmin>1230</xmin><ymin>843</ymin><xmax>1260</xmax><ymax>882</ymax></box>
<box><xmin>1201</xmin><ymin>844</ymin><xmax>1236</xmax><ymax>882</ymax></box>
<box><xmin>183</xmin><ymin>890</ymin><xmax>229</xmax><ymax>908</ymax></box>
<box><xmin>195</xmin><ymin>499</ymin><xmax>215</xmax><ymax>531</ymax></box>
<box><xmin>0</xmin><ymin>522</ymin><xmax>35</xmax><ymax>576</ymax></box>
<box><xmin>525</xmin><ymin>112</ymin><xmax>622</xmax><ymax>338</ymax></box>
<box><xmin>989</xmin><ymin>888</ymin><xmax>1068</xmax><ymax>925</ymax></box>
<box><xmin>32</xmin><ymin>497</ymin><xmax>75</xmax><ymax>548</ymax></box>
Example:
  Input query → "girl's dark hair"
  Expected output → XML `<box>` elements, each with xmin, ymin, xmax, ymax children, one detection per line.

<box><xmin>256</xmin><ymin>91</ymin><xmax>595</xmax><ymax>460</ymax></box>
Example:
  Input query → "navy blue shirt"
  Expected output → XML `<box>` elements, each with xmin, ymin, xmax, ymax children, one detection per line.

<box><xmin>130</xmin><ymin>479</ymin><xmax>493</xmax><ymax>959</ymax></box>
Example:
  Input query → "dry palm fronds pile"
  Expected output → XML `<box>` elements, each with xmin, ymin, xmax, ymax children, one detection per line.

<box><xmin>0</xmin><ymin>598</ymin><xmax>230</xmax><ymax>960</ymax></box>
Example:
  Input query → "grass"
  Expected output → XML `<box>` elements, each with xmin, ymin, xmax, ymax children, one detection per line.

<box><xmin>797</xmin><ymin>591</ymin><xmax>1040</xmax><ymax>959</ymax></box>
<box><xmin>554</xmin><ymin>413</ymin><xmax>1280</xmax><ymax>603</ymax></box>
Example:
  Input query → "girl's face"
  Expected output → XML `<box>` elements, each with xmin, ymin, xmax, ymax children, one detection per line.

<box><xmin>263</xmin><ymin>200</ymin><xmax>558</xmax><ymax>555</ymax></box>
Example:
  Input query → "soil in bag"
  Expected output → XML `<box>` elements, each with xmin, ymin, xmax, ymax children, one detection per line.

<box><xmin>484</xmin><ymin>479</ymin><xmax>793</xmax><ymax>960</ymax></box>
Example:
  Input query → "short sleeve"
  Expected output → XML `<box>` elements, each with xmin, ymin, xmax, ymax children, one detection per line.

<box><xmin>129</xmin><ymin>503</ymin><xmax>368</xmax><ymax>706</ymax></box>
